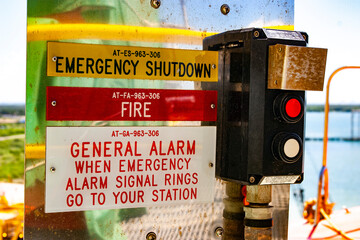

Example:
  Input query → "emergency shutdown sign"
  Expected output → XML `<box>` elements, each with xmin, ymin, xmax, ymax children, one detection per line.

<box><xmin>47</xmin><ymin>42</ymin><xmax>219</xmax><ymax>82</ymax></box>
<box><xmin>45</xmin><ymin>126</ymin><xmax>216</xmax><ymax>213</ymax></box>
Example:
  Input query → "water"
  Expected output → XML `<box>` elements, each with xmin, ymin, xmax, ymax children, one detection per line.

<box><xmin>305</xmin><ymin>111</ymin><xmax>360</xmax><ymax>139</ymax></box>
<box><xmin>290</xmin><ymin>111</ymin><xmax>360</xmax><ymax>219</ymax></box>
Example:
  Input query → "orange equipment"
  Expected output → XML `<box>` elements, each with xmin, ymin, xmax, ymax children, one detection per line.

<box><xmin>308</xmin><ymin>66</ymin><xmax>360</xmax><ymax>240</ymax></box>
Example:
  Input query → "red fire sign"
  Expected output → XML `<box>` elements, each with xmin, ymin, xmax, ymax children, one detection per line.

<box><xmin>46</xmin><ymin>86</ymin><xmax>217</xmax><ymax>121</ymax></box>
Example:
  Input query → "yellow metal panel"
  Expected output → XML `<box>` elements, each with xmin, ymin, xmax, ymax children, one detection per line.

<box><xmin>47</xmin><ymin>42</ymin><xmax>219</xmax><ymax>82</ymax></box>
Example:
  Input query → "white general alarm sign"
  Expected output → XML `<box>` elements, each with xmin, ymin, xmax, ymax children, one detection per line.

<box><xmin>45</xmin><ymin>126</ymin><xmax>216</xmax><ymax>213</ymax></box>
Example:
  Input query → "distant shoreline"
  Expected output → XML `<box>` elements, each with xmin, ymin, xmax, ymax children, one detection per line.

<box><xmin>306</xmin><ymin>104</ymin><xmax>360</xmax><ymax>112</ymax></box>
<box><xmin>1</xmin><ymin>104</ymin><xmax>360</xmax><ymax>114</ymax></box>
<box><xmin>0</xmin><ymin>104</ymin><xmax>25</xmax><ymax>116</ymax></box>
<box><xmin>306</xmin><ymin>137</ymin><xmax>360</xmax><ymax>141</ymax></box>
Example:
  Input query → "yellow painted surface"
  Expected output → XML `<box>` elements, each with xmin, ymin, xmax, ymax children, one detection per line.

<box><xmin>25</xmin><ymin>144</ymin><xmax>45</xmax><ymax>159</ymax></box>
<box><xmin>47</xmin><ymin>42</ymin><xmax>218</xmax><ymax>82</ymax></box>
<box><xmin>27</xmin><ymin>24</ymin><xmax>216</xmax><ymax>45</ymax></box>
<box><xmin>265</xmin><ymin>25</ymin><xmax>295</xmax><ymax>31</ymax></box>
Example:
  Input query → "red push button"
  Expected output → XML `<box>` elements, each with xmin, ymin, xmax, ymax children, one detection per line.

<box><xmin>273</xmin><ymin>94</ymin><xmax>304</xmax><ymax>123</ymax></box>
<box><xmin>285</xmin><ymin>98</ymin><xmax>301</xmax><ymax>118</ymax></box>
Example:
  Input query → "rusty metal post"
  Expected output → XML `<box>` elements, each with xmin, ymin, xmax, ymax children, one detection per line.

<box><xmin>222</xmin><ymin>181</ymin><xmax>245</xmax><ymax>240</ymax></box>
<box><xmin>244</xmin><ymin>185</ymin><xmax>273</xmax><ymax>240</ymax></box>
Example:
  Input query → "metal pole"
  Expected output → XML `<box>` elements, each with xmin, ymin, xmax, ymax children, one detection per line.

<box><xmin>351</xmin><ymin>110</ymin><xmax>354</xmax><ymax>140</ymax></box>
<box><xmin>222</xmin><ymin>182</ymin><xmax>245</xmax><ymax>240</ymax></box>
<box><xmin>244</xmin><ymin>185</ymin><xmax>273</xmax><ymax>240</ymax></box>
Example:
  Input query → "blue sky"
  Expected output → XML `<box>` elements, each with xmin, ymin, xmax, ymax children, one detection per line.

<box><xmin>295</xmin><ymin>0</ymin><xmax>360</xmax><ymax>104</ymax></box>
<box><xmin>1</xmin><ymin>0</ymin><xmax>360</xmax><ymax>104</ymax></box>
<box><xmin>0</xmin><ymin>0</ymin><xmax>26</xmax><ymax>104</ymax></box>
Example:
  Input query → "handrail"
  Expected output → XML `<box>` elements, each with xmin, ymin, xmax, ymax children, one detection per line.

<box><xmin>27</xmin><ymin>24</ymin><xmax>217</xmax><ymax>45</ymax></box>
<box><xmin>314</xmin><ymin>66</ymin><xmax>360</xmax><ymax>225</ymax></box>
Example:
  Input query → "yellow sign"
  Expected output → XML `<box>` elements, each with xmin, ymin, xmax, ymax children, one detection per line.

<box><xmin>47</xmin><ymin>42</ymin><xmax>218</xmax><ymax>82</ymax></box>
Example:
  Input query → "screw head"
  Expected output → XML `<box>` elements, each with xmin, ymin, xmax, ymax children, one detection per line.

<box><xmin>254</xmin><ymin>31</ymin><xmax>260</xmax><ymax>38</ymax></box>
<box><xmin>214</xmin><ymin>227</ymin><xmax>223</xmax><ymax>237</ymax></box>
<box><xmin>220</xmin><ymin>4</ymin><xmax>230</xmax><ymax>15</ymax></box>
<box><xmin>52</xmin><ymin>56</ymin><xmax>57</xmax><ymax>62</ymax></box>
<box><xmin>210</xmin><ymin>103</ymin><xmax>216</xmax><ymax>109</ymax></box>
<box><xmin>150</xmin><ymin>0</ymin><xmax>161</xmax><ymax>9</ymax></box>
<box><xmin>209</xmin><ymin>162</ymin><xmax>214</xmax><ymax>168</ymax></box>
<box><xmin>50</xmin><ymin>167</ymin><xmax>56</xmax><ymax>172</ymax></box>
<box><xmin>51</xmin><ymin>101</ymin><xmax>57</xmax><ymax>107</ymax></box>
<box><xmin>146</xmin><ymin>232</ymin><xmax>157</xmax><ymax>240</ymax></box>
<box><xmin>249</xmin><ymin>176</ymin><xmax>256</xmax><ymax>183</ymax></box>
<box><xmin>212</xmin><ymin>64</ymin><xmax>216</xmax><ymax>69</ymax></box>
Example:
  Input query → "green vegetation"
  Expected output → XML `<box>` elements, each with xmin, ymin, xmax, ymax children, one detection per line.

<box><xmin>0</xmin><ymin>138</ymin><xmax>24</xmax><ymax>180</ymax></box>
<box><xmin>0</xmin><ymin>118</ymin><xmax>25</xmax><ymax>180</ymax></box>
<box><xmin>0</xmin><ymin>123</ymin><xmax>25</xmax><ymax>137</ymax></box>
<box><xmin>0</xmin><ymin>104</ymin><xmax>25</xmax><ymax>116</ymax></box>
